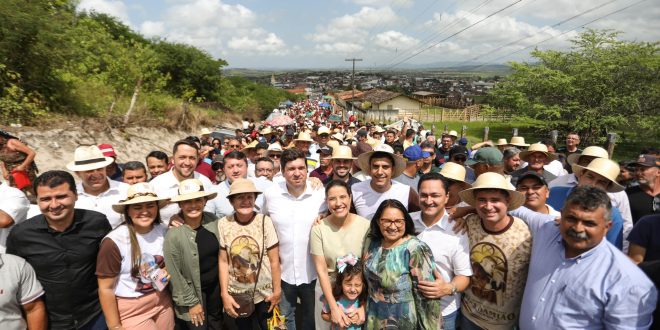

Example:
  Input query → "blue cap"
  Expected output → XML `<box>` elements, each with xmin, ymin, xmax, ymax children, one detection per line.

<box><xmin>458</xmin><ymin>137</ymin><xmax>468</xmax><ymax>145</ymax></box>
<box><xmin>403</xmin><ymin>145</ymin><xmax>430</xmax><ymax>161</ymax></box>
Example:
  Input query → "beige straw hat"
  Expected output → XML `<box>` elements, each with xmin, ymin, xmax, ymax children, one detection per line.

<box><xmin>572</xmin><ymin>158</ymin><xmax>624</xmax><ymax>192</ymax></box>
<box><xmin>317</xmin><ymin>126</ymin><xmax>331</xmax><ymax>135</ymax></box>
<box><xmin>199</xmin><ymin>127</ymin><xmax>212</xmax><ymax>135</ymax></box>
<box><xmin>66</xmin><ymin>145</ymin><xmax>115</xmax><ymax>172</ymax></box>
<box><xmin>326</xmin><ymin>140</ymin><xmax>340</xmax><ymax>150</ymax></box>
<box><xmin>509</xmin><ymin>136</ymin><xmax>530</xmax><ymax>147</ymax></box>
<box><xmin>266</xmin><ymin>143</ymin><xmax>283</xmax><ymax>156</ymax></box>
<box><xmin>374</xmin><ymin>126</ymin><xmax>386</xmax><ymax>133</ymax></box>
<box><xmin>444</xmin><ymin>130</ymin><xmax>458</xmax><ymax>138</ymax></box>
<box><xmin>260</xmin><ymin>127</ymin><xmax>273</xmax><ymax>135</ymax></box>
<box><xmin>496</xmin><ymin>138</ymin><xmax>508</xmax><ymax>146</ymax></box>
<box><xmin>458</xmin><ymin>172</ymin><xmax>525</xmax><ymax>210</ymax></box>
<box><xmin>357</xmin><ymin>144</ymin><xmax>406</xmax><ymax>178</ymax></box>
<box><xmin>170</xmin><ymin>179</ymin><xmax>218</xmax><ymax>202</ymax></box>
<box><xmin>294</xmin><ymin>131</ymin><xmax>314</xmax><ymax>143</ymax></box>
<box><xmin>226</xmin><ymin>178</ymin><xmax>262</xmax><ymax>199</ymax></box>
<box><xmin>331</xmin><ymin>145</ymin><xmax>356</xmax><ymax>160</ymax></box>
<box><xmin>243</xmin><ymin>140</ymin><xmax>259</xmax><ymax>150</ymax></box>
<box><xmin>331</xmin><ymin>132</ymin><xmax>344</xmax><ymax>141</ymax></box>
<box><xmin>519</xmin><ymin>143</ymin><xmax>557</xmax><ymax>163</ymax></box>
<box><xmin>439</xmin><ymin>162</ymin><xmax>472</xmax><ymax>190</ymax></box>
<box><xmin>566</xmin><ymin>146</ymin><xmax>609</xmax><ymax>165</ymax></box>
<box><xmin>112</xmin><ymin>183</ymin><xmax>170</xmax><ymax>213</ymax></box>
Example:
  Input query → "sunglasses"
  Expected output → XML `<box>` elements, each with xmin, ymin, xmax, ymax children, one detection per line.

<box><xmin>453</xmin><ymin>156</ymin><xmax>467</xmax><ymax>162</ymax></box>
<box><xmin>269</xmin><ymin>154</ymin><xmax>282</xmax><ymax>159</ymax></box>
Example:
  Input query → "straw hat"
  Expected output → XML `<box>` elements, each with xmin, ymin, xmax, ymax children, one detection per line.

<box><xmin>509</xmin><ymin>136</ymin><xmax>529</xmax><ymax>147</ymax></box>
<box><xmin>331</xmin><ymin>145</ymin><xmax>356</xmax><ymax>160</ymax></box>
<box><xmin>243</xmin><ymin>140</ymin><xmax>259</xmax><ymax>150</ymax></box>
<box><xmin>519</xmin><ymin>143</ymin><xmax>557</xmax><ymax>163</ymax></box>
<box><xmin>266</xmin><ymin>143</ymin><xmax>283</xmax><ymax>156</ymax></box>
<box><xmin>496</xmin><ymin>138</ymin><xmax>508</xmax><ymax>146</ymax></box>
<box><xmin>357</xmin><ymin>144</ymin><xmax>406</xmax><ymax>178</ymax></box>
<box><xmin>317</xmin><ymin>126</ymin><xmax>331</xmax><ymax>135</ymax></box>
<box><xmin>294</xmin><ymin>131</ymin><xmax>314</xmax><ymax>143</ymax></box>
<box><xmin>260</xmin><ymin>126</ymin><xmax>273</xmax><ymax>135</ymax></box>
<box><xmin>331</xmin><ymin>132</ymin><xmax>344</xmax><ymax>141</ymax></box>
<box><xmin>66</xmin><ymin>145</ymin><xmax>115</xmax><ymax>172</ymax></box>
<box><xmin>169</xmin><ymin>179</ymin><xmax>218</xmax><ymax>202</ymax></box>
<box><xmin>344</xmin><ymin>132</ymin><xmax>354</xmax><ymax>141</ymax></box>
<box><xmin>112</xmin><ymin>183</ymin><xmax>170</xmax><ymax>213</ymax></box>
<box><xmin>199</xmin><ymin>127</ymin><xmax>212</xmax><ymax>135</ymax></box>
<box><xmin>566</xmin><ymin>146</ymin><xmax>608</xmax><ymax>165</ymax></box>
<box><xmin>349</xmin><ymin>122</ymin><xmax>356</xmax><ymax>128</ymax></box>
<box><xmin>443</xmin><ymin>130</ymin><xmax>458</xmax><ymax>138</ymax></box>
<box><xmin>226</xmin><ymin>178</ymin><xmax>262</xmax><ymax>199</ymax></box>
<box><xmin>458</xmin><ymin>172</ymin><xmax>525</xmax><ymax>210</ymax></box>
<box><xmin>326</xmin><ymin>140</ymin><xmax>340</xmax><ymax>150</ymax></box>
<box><xmin>374</xmin><ymin>126</ymin><xmax>386</xmax><ymax>133</ymax></box>
<box><xmin>439</xmin><ymin>162</ymin><xmax>472</xmax><ymax>190</ymax></box>
<box><xmin>572</xmin><ymin>158</ymin><xmax>624</xmax><ymax>192</ymax></box>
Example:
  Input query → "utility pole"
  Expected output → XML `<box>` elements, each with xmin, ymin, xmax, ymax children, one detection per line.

<box><xmin>345</xmin><ymin>58</ymin><xmax>362</xmax><ymax>123</ymax></box>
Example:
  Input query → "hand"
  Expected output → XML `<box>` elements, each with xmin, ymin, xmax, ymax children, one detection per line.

<box><xmin>265</xmin><ymin>290</ymin><xmax>281</xmax><ymax>312</ymax></box>
<box><xmin>169</xmin><ymin>214</ymin><xmax>184</xmax><ymax>228</ymax></box>
<box><xmin>447</xmin><ymin>215</ymin><xmax>468</xmax><ymax>234</ymax></box>
<box><xmin>12</xmin><ymin>165</ymin><xmax>26</xmax><ymax>173</ymax></box>
<box><xmin>221</xmin><ymin>293</ymin><xmax>241</xmax><ymax>318</ymax></box>
<box><xmin>329</xmin><ymin>305</ymin><xmax>351</xmax><ymax>328</ymax></box>
<box><xmin>346</xmin><ymin>304</ymin><xmax>365</xmax><ymax>325</ymax></box>
<box><xmin>189</xmin><ymin>304</ymin><xmax>205</xmax><ymax>326</ymax></box>
<box><xmin>418</xmin><ymin>269</ymin><xmax>451</xmax><ymax>299</ymax></box>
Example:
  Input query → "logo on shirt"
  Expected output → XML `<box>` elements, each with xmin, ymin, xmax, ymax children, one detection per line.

<box><xmin>470</xmin><ymin>242</ymin><xmax>508</xmax><ymax>306</ymax></box>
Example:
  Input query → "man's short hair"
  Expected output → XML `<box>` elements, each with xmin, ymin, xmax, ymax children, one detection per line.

<box><xmin>223</xmin><ymin>150</ymin><xmax>248</xmax><ymax>167</ymax></box>
<box><xmin>503</xmin><ymin>147</ymin><xmax>521</xmax><ymax>160</ymax></box>
<box><xmin>392</xmin><ymin>144</ymin><xmax>404</xmax><ymax>155</ymax></box>
<box><xmin>281</xmin><ymin>148</ymin><xmax>306</xmax><ymax>170</ymax></box>
<box><xmin>185</xmin><ymin>136</ymin><xmax>201</xmax><ymax>145</ymax></box>
<box><xmin>405</xmin><ymin>129</ymin><xmax>415</xmax><ymax>138</ymax></box>
<box><xmin>418</xmin><ymin>172</ymin><xmax>449</xmax><ymax>192</ymax></box>
<box><xmin>124</xmin><ymin>161</ymin><xmax>147</xmax><ymax>172</ymax></box>
<box><xmin>172</xmin><ymin>139</ymin><xmax>199</xmax><ymax>155</ymax></box>
<box><xmin>255</xmin><ymin>157</ymin><xmax>274</xmax><ymax>167</ymax></box>
<box><xmin>419</xmin><ymin>141</ymin><xmax>435</xmax><ymax>150</ymax></box>
<box><xmin>564</xmin><ymin>186</ymin><xmax>612</xmax><ymax>222</ymax></box>
<box><xmin>386</xmin><ymin>130</ymin><xmax>396</xmax><ymax>136</ymax></box>
<box><xmin>34</xmin><ymin>170</ymin><xmax>77</xmax><ymax>195</ymax></box>
<box><xmin>146</xmin><ymin>150</ymin><xmax>168</xmax><ymax>163</ymax></box>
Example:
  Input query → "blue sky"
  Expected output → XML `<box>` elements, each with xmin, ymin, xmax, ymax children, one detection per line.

<box><xmin>78</xmin><ymin>0</ymin><xmax>660</xmax><ymax>69</ymax></box>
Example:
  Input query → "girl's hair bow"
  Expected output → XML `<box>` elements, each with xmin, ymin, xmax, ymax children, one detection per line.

<box><xmin>336</xmin><ymin>253</ymin><xmax>358</xmax><ymax>273</ymax></box>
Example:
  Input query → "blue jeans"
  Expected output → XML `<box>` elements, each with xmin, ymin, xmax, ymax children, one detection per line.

<box><xmin>280</xmin><ymin>280</ymin><xmax>316</xmax><ymax>330</ymax></box>
<box><xmin>443</xmin><ymin>309</ymin><xmax>459</xmax><ymax>330</ymax></box>
<box><xmin>80</xmin><ymin>312</ymin><xmax>107</xmax><ymax>330</ymax></box>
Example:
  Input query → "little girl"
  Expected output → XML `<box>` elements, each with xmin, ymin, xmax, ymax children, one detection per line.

<box><xmin>321</xmin><ymin>254</ymin><xmax>367</xmax><ymax>330</ymax></box>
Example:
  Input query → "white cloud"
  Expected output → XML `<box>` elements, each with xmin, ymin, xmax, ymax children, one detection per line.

<box><xmin>77</xmin><ymin>0</ymin><xmax>130</xmax><ymax>24</ymax></box>
<box><xmin>140</xmin><ymin>21</ymin><xmax>165</xmax><ymax>38</ymax></box>
<box><xmin>351</xmin><ymin>0</ymin><xmax>413</xmax><ymax>7</ymax></box>
<box><xmin>228</xmin><ymin>29</ymin><xmax>288</xmax><ymax>56</ymax></box>
<box><xmin>315</xmin><ymin>42</ymin><xmax>364</xmax><ymax>54</ymax></box>
<box><xmin>373</xmin><ymin>30</ymin><xmax>419</xmax><ymax>50</ymax></box>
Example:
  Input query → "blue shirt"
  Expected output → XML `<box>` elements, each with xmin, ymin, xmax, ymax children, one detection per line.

<box><xmin>548</xmin><ymin>186</ymin><xmax>623</xmax><ymax>249</ymax></box>
<box><xmin>519</xmin><ymin>217</ymin><xmax>657</xmax><ymax>330</ymax></box>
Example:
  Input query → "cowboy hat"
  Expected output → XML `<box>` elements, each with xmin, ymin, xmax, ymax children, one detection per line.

<box><xmin>317</xmin><ymin>126</ymin><xmax>331</xmax><ymax>135</ymax></box>
<box><xmin>266</xmin><ymin>143</ymin><xmax>283</xmax><ymax>156</ymax></box>
<box><xmin>243</xmin><ymin>140</ymin><xmax>259</xmax><ymax>150</ymax></box>
<box><xmin>331</xmin><ymin>145</ymin><xmax>356</xmax><ymax>160</ymax></box>
<box><xmin>331</xmin><ymin>132</ymin><xmax>344</xmax><ymax>141</ymax></box>
<box><xmin>199</xmin><ymin>127</ymin><xmax>212</xmax><ymax>135</ymax></box>
<box><xmin>374</xmin><ymin>126</ymin><xmax>386</xmax><ymax>133</ymax></box>
<box><xmin>294</xmin><ymin>131</ymin><xmax>314</xmax><ymax>143</ymax></box>
<box><xmin>496</xmin><ymin>138</ymin><xmax>508</xmax><ymax>146</ymax></box>
<box><xmin>519</xmin><ymin>143</ymin><xmax>557</xmax><ymax>163</ymax></box>
<box><xmin>509</xmin><ymin>136</ymin><xmax>530</xmax><ymax>147</ymax></box>
<box><xmin>169</xmin><ymin>179</ymin><xmax>218</xmax><ymax>202</ymax></box>
<box><xmin>226</xmin><ymin>178</ymin><xmax>262</xmax><ymax>199</ymax></box>
<box><xmin>439</xmin><ymin>162</ymin><xmax>472</xmax><ymax>190</ymax></box>
<box><xmin>326</xmin><ymin>140</ymin><xmax>340</xmax><ymax>150</ymax></box>
<box><xmin>566</xmin><ymin>146</ymin><xmax>608</xmax><ymax>165</ymax></box>
<box><xmin>572</xmin><ymin>158</ymin><xmax>624</xmax><ymax>192</ymax></box>
<box><xmin>458</xmin><ymin>172</ymin><xmax>525</xmax><ymax>210</ymax></box>
<box><xmin>357</xmin><ymin>144</ymin><xmax>406</xmax><ymax>179</ymax></box>
<box><xmin>260</xmin><ymin>126</ymin><xmax>273</xmax><ymax>135</ymax></box>
<box><xmin>112</xmin><ymin>183</ymin><xmax>170</xmax><ymax>213</ymax></box>
<box><xmin>66</xmin><ymin>145</ymin><xmax>115</xmax><ymax>172</ymax></box>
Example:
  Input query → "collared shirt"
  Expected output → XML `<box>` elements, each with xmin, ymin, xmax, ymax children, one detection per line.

<box><xmin>351</xmin><ymin>179</ymin><xmax>417</xmax><ymax>220</ymax></box>
<box><xmin>75</xmin><ymin>178</ymin><xmax>128</xmax><ymax>229</ymax></box>
<box><xmin>150</xmin><ymin>169</ymin><xmax>214</xmax><ymax>225</ymax></box>
<box><xmin>0</xmin><ymin>183</ymin><xmax>29</xmax><ymax>253</ymax></box>
<box><xmin>262</xmin><ymin>180</ymin><xmax>326</xmax><ymax>285</ymax></box>
<box><xmin>6</xmin><ymin>209</ymin><xmax>112</xmax><ymax>330</ymax></box>
<box><xmin>0</xmin><ymin>253</ymin><xmax>44</xmax><ymax>330</ymax></box>
<box><xmin>207</xmin><ymin>176</ymin><xmax>271</xmax><ymax>219</ymax></box>
<box><xmin>519</xmin><ymin>216</ymin><xmax>657</xmax><ymax>329</ymax></box>
<box><xmin>412</xmin><ymin>211</ymin><xmax>472</xmax><ymax>316</ymax></box>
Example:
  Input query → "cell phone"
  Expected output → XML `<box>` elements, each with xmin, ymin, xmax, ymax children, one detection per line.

<box><xmin>149</xmin><ymin>268</ymin><xmax>169</xmax><ymax>291</ymax></box>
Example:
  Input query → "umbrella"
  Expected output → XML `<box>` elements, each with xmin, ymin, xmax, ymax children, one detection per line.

<box><xmin>283</xmin><ymin>100</ymin><xmax>294</xmax><ymax>106</ymax></box>
<box><xmin>319</xmin><ymin>102</ymin><xmax>331</xmax><ymax>107</ymax></box>
<box><xmin>386</xmin><ymin>119</ymin><xmax>421</xmax><ymax>131</ymax></box>
<box><xmin>269</xmin><ymin>115</ymin><xmax>295</xmax><ymax>127</ymax></box>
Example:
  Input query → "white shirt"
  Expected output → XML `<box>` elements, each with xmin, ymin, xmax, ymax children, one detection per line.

<box><xmin>150</xmin><ymin>169</ymin><xmax>214</xmax><ymax>225</ymax></box>
<box><xmin>352</xmin><ymin>171</ymin><xmax>370</xmax><ymax>181</ymax></box>
<box><xmin>207</xmin><ymin>176</ymin><xmax>272</xmax><ymax>219</ymax></box>
<box><xmin>262</xmin><ymin>180</ymin><xmax>327</xmax><ymax>285</ymax></box>
<box><xmin>0</xmin><ymin>184</ymin><xmax>29</xmax><ymax>253</ymax></box>
<box><xmin>75</xmin><ymin>178</ymin><xmax>128</xmax><ymax>229</ymax></box>
<box><xmin>412</xmin><ymin>211</ymin><xmax>472</xmax><ymax>316</ymax></box>
<box><xmin>351</xmin><ymin>180</ymin><xmax>410</xmax><ymax>220</ymax></box>
<box><xmin>543</xmin><ymin>160</ymin><xmax>567</xmax><ymax>177</ymax></box>
<box><xmin>548</xmin><ymin>173</ymin><xmax>633</xmax><ymax>250</ymax></box>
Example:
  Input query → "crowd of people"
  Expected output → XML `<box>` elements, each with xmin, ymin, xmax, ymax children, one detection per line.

<box><xmin>0</xmin><ymin>100</ymin><xmax>659</xmax><ymax>330</ymax></box>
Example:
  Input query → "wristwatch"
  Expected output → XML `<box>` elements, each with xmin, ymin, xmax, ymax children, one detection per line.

<box><xmin>450</xmin><ymin>284</ymin><xmax>458</xmax><ymax>295</ymax></box>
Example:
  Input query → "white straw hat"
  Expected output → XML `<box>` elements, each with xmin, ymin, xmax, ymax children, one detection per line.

<box><xmin>331</xmin><ymin>145</ymin><xmax>356</xmax><ymax>160</ymax></box>
<box><xmin>439</xmin><ymin>162</ymin><xmax>472</xmax><ymax>190</ymax></box>
<box><xmin>170</xmin><ymin>179</ymin><xmax>218</xmax><ymax>202</ymax></box>
<box><xmin>112</xmin><ymin>183</ymin><xmax>170</xmax><ymax>213</ymax></box>
<box><xmin>572</xmin><ymin>158</ymin><xmax>624</xmax><ymax>192</ymax></box>
<box><xmin>509</xmin><ymin>136</ymin><xmax>530</xmax><ymax>147</ymax></box>
<box><xmin>458</xmin><ymin>172</ymin><xmax>525</xmax><ymax>210</ymax></box>
<box><xmin>566</xmin><ymin>146</ymin><xmax>609</xmax><ymax>165</ymax></box>
<box><xmin>357</xmin><ymin>144</ymin><xmax>406</xmax><ymax>178</ymax></box>
<box><xmin>199</xmin><ymin>127</ymin><xmax>212</xmax><ymax>135</ymax></box>
<box><xmin>66</xmin><ymin>145</ymin><xmax>114</xmax><ymax>172</ymax></box>
<box><xmin>294</xmin><ymin>131</ymin><xmax>314</xmax><ymax>143</ymax></box>
<box><xmin>496</xmin><ymin>138</ymin><xmax>508</xmax><ymax>146</ymax></box>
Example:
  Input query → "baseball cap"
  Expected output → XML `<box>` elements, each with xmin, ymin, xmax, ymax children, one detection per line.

<box><xmin>458</xmin><ymin>137</ymin><xmax>468</xmax><ymax>146</ymax></box>
<box><xmin>466</xmin><ymin>147</ymin><xmax>503</xmax><ymax>166</ymax></box>
<box><xmin>356</xmin><ymin>130</ymin><xmax>368</xmax><ymax>138</ymax></box>
<box><xmin>449</xmin><ymin>145</ymin><xmax>469</xmax><ymax>159</ymax></box>
<box><xmin>316</xmin><ymin>146</ymin><xmax>333</xmax><ymax>155</ymax></box>
<box><xmin>403</xmin><ymin>145</ymin><xmax>430</xmax><ymax>162</ymax></box>
<box><xmin>285</xmin><ymin>128</ymin><xmax>294</xmax><ymax>136</ymax></box>
<box><xmin>98</xmin><ymin>144</ymin><xmax>117</xmax><ymax>158</ymax></box>
<box><xmin>634</xmin><ymin>154</ymin><xmax>659</xmax><ymax>167</ymax></box>
<box><xmin>515</xmin><ymin>171</ymin><xmax>548</xmax><ymax>187</ymax></box>
<box><xmin>211</xmin><ymin>154</ymin><xmax>224</xmax><ymax>171</ymax></box>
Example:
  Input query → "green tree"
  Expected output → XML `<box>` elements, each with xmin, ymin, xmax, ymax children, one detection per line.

<box><xmin>487</xmin><ymin>29</ymin><xmax>659</xmax><ymax>143</ymax></box>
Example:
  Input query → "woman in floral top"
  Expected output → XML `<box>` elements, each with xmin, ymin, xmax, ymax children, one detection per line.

<box><xmin>363</xmin><ymin>199</ymin><xmax>443</xmax><ymax>330</ymax></box>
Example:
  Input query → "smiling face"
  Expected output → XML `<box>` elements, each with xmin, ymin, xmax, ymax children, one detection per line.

<box><xmin>229</xmin><ymin>193</ymin><xmax>256</xmax><ymax>219</ymax></box>
<box><xmin>441</xmin><ymin>136</ymin><xmax>452</xmax><ymax>149</ymax></box>
<box><xmin>378</xmin><ymin>207</ymin><xmax>406</xmax><ymax>244</ymax></box>
<box><xmin>578</xmin><ymin>170</ymin><xmax>611</xmax><ymax>191</ymax></box>
<box><xmin>326</xmin><ymin>185</ymin><xmax>351</xmax><ymax>218</ymax></box>
<box><xmin>146</xmin><ymin>157</ymin><xmax>168</xmax><ymax>178</ymax></box>
<box><xmin>178</xmin><ymin>197</ymin><xmax>207</xmax><ymax>220</ymax></box>
<box><xmin>418</xmin><ymin>179</ymin><xmax>449</xmax><ymax>220</ymax></box>
<box><xmin>173</xmin><ymin>144</ymin><xmax>198</xmax><ymax>179</ymax></box>
<box><xmin>332</xmin><ymin>158</ymin><xmax>352</xmax><ymax>178</ymax></box>
<box><xmin>474</xmin><ymin>189</ymin><xmax>510</xmax><ymax>230</ymax></box>
<box><xmin>341</xmin><ymin>274</ymin><xmax>364</xmax><ymax>301</ymax></box>
<box><xmin>559</xmin><ymin>203</ymin><xmax>611</xmax><ymax>257</ymax></box>
<box><xmin>283</xmin><ymin>158</ymin><xmax>307</xmax><ymax>190</ymax></box>
<box><xmin>37</xmin><ymin>183</ymin><xmax>77</xmax><ymax>224</ymax></box>
<box><xmin>369</xmin><ymin>156</ymin><xmax>394</xmax><ymax>191</ymax></box>
<box><xmin>295</xmin><ymin>141</ymin><xmax>311</xmax><ymax>153</ymax></box>
<box><xmin>76</xmin><ymin>167</ymin><xmax>108</xmax><ymax>192</ymax></box>
<box><xmin>516</xmin><ymin>177</ymin><xmax>549</xmax><ymax>212</ymax></box>
<box><xmin>126</xmin><ymin>202</ymin><xmax>158</xmax><ymax>231</ymax></box>
<box><xmin>527</xmin><ymin>152</ymin><xmax>547</xmax><ymax>171</ymax></box>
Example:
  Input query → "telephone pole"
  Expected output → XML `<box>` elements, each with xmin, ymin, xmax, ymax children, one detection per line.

<box><xmin>345</xmin><ymin>58</ymin><xmax>362</xmax><ymax>122</ymax></box>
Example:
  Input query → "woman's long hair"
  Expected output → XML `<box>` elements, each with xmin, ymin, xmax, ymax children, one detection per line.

<box><xmin>367</xmin><ymin>199</ymin><xmax>416</xmax><ymax>241</ymax></box>
<box><xmin>122</xmin><ymin>204</ymin><xmax>162</xmax><ymax>278</ymax></box>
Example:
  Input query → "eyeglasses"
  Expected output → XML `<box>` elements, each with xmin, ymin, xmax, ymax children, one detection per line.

<box><xmin>379</xmin><ymin>218</ymin><xmax>406</xmax><ymax>228</ymax></box>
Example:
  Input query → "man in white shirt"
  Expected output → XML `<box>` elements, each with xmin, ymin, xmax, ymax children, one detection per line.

<box><xmin>0</xmin><ymin>183</ymin><xmax>29</xmax><ymax>253</ymax></box>
<box><xmin>413</xmin><ymin>173</ymin><xmax>472</xmax><ymax>330</ymax></box>
<box><xmin>262</xmin><ymin>148</ymin><xmax>326</xmax><ymax>330</ymax></box>
<box><xmin>351</xmin><ymin>144</ymin><xmax>420</xmax><ymax>220</ymax></box>
<box><xmin>66</xmin><ymin>145</ymin><xmax>128</xmax><ymax>228</ymax></box>
<box><xmin>150</xmin><ymin>140</ymin><xmax>213</xmax><ymax>224</ymax></box>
